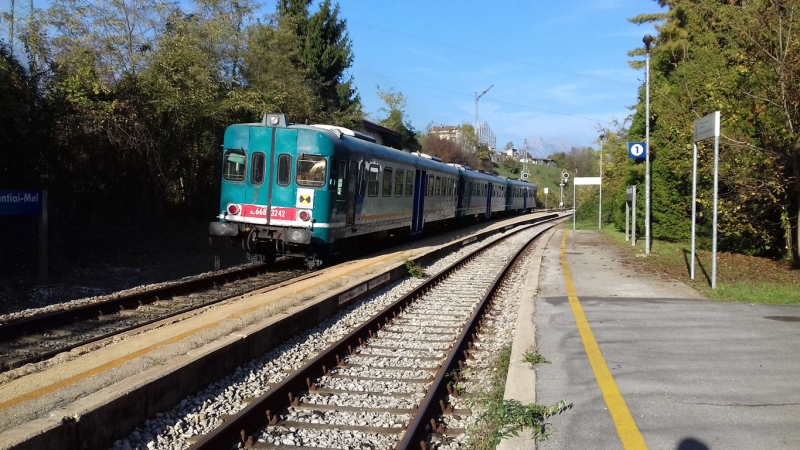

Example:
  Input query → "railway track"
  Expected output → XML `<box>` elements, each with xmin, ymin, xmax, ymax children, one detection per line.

<box><xmin>177</xmin><ymin>223</ymin><xmax>549</xmax><ymax>450</ymax></box>
<box><xmin>0</xmin><ymin>259</ymin><xmax>310</xmax><ymax>372</ymax></box>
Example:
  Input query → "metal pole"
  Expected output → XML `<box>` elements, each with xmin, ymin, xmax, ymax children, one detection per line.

<box><xmin>691</xmin><ymin>142</ymin><xmax>698</xmax><ymax>280</ymax></box>
<box><xmin>632</xmin><ymin>185</ymin><xmax>637</xmax><ymax>246</ymax></box>
<box><xmin>475</xmin><ymin>85</ymin><xmax>494</xmax><ymax>131</ymax></box>
<box><xmin>599</xmin><ymin>138</ymin><xmax>603</xmax><ymax>229</ymax></box>
<box><xmin>625</xmin><ymin>198</ymin><xmax>629</xmax><ymax>241</ymax></box>
<box><xmin>645</xmin><ymin>42</ymin><xmax>651</xmax><ymax>255</ymax></box>
<box><xmin>39</xmin><ymin>190</ymin><xmax>48</xmax><ymax>282</ymax></box>
<box><xmin>712</xmin><ymin>134</ymin><xmax>719</xmax><ymax>289</ymax></box>
<box><xmin>573</xmin><ymin>180</ymin><xmax>576</xmax><ymax>230</ymax></box>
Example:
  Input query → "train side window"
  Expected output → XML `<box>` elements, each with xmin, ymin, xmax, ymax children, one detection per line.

<box><xmin>395</xmin><ymin>169</ymin><xmax>404</xmax><ymax>197</ymax></box>
<box><xmin>368</xmin><ymin>165</ymin><xmax>380</xmax><ymax>196</ymax></box>
<box><xmin>405</xmin><ymin>171</ymin><xmax>413</xmax><ymax>196</ymax></box>
<box><xmin>383</xmin><ymin>167</ymin><xmax>393</xmax><ymax>197</ymax></box>
<box><xmin>435</xmin><ymin>177</ymin><xmax>441</xmax><ymax>196</ymax></box>
<box><xmin>336</xmin><ymin>160</ymin><xmax>346</xmax><ymax>195</ymax></box>
<box><xmin>251</xmin><ymin>152</ymin><xmax>266</xmax><ymax>185</ymax></box>
<box><xmin>427</xmin><ymin>175</ymin><xmax>434</xmax><ymax>197</ymax></box>
<box><xmin>277</xmin><ymin>154</ymin><xmax>292</xmax><ymax>186</ymax></box>
<box><xmin>296</xmin><ymin>155</ymin><xmax>327</xmax><ymax>187</ymax></box>
<box><xmin>223</xmin><ymin>150</ymin><xmax>247</xmax><ymax>181</ymax></box>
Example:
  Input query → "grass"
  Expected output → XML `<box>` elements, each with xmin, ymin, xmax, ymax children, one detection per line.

<box><xmin>403</xmin><ymin>258</ymin><xmax>426</xmax><ymax>279</ymax></box>
<box><xmin>467</xmin><ymin>345</ymin><xmax>568</xmax><ymax>449</ymax></box>
<box><xmin>522</xmin><ymin>347</ymin><xmax>551</xmax><ymax>365</ymax></box>
<box><xmin>570</xmin><ymin>219</ymin><xmax>800</xmax><ymax>305</ymax></box>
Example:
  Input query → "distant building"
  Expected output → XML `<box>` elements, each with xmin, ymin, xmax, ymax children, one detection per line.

<box><xmin>532</xmin><ymin>158</ymin><xmax>557</xmax><ymax>167</ymax></box>
<box><xmin>428</xmin><ymin>125</ymin><xmax>461</xmax><ymax>142</ymax></box>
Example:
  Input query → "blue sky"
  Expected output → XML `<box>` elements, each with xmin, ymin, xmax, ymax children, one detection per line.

<box><xmin>0</xmin><ymin>0</ymin><xmax>664</xmax><ymax>149</ymax></box>
<box><xmin>339</xmin><ymin>0</ymin><xmax>664</xmax><ymax>149</ymax></box>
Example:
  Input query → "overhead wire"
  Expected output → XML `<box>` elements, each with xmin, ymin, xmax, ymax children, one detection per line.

<box><xmin>353</xmin><ymin>69</ymin><xmax>615</xmax><ymax>125</ymax></box>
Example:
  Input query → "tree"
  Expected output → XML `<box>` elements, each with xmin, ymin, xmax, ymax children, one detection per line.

<box><xmin>421</xmin><ymin>133</ymin><xmax>478</xmax><ymax>167</ymax></box>
<box><xmin>624</xmin><ymin>0</ymin><xmax>800</xmax><ymax>258</ymax></box>
<box><xmin>501</xmin><ymin>156</ymin><xmax>522</xmax><ymax>174</ymax></box>
<box><xmin>375</xmin><ymin>86</ymin><xmax>419</xmax><ymax>151</ymax></box>
<box><xmin>276</xmin><ymin>0</ymin><xmax>362</xmax><ymax>126</ymax></box>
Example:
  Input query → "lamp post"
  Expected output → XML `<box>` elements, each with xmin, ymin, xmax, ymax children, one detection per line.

<box><xmin>643</xmin><ymin>34</ymin><xmax>653</xmax><ymax>254</ymax></box>
<box><xmin>598</xmin><ymin>133</ymin><xmax>605</xmax><ymax>229</ymax></box>
<box><xmin>475</xmin><ymin>85</ymin><xmax>494</xmax><ymax>131</ymax></box>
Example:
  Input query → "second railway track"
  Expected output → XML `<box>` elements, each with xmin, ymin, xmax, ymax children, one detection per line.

<box><xmin>0</xmin><ymin>260</ymin><xmax>310</xmax><ymax>373</ymax></box>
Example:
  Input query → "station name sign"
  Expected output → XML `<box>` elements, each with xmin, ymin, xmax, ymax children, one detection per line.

<box><xmin>0</xmin><ymin>190</ymin><xmax>44</xmax><ymax>215</ymax></box>
<box><xmin>694</xmin><ymin>111</ymin><xmax>720</xmax><ymax>142</ymax></box>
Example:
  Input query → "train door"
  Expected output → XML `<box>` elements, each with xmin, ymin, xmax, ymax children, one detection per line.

<box><xmin>243</xmin><ymin>127</ymin><xmax>273</xmax><ymax>221</ymax></box>
<box><xmin>345</xmin><ymin>160</ymin><xmax>364</xmax><ymax>231</ymax></box>
<box><xmin>411</xmin><ymin>169</ymin><xmax>426</xmax><ymax>235</ymax></box>
<box><xmin>485</xmin><ymin>183</ymin><xmax>493</xmax><ymax>218</ymax></box>
<box><xmin>523</xmin><ymin>187</ymin><xmax>528</xmax><ymax>212</ymax></box>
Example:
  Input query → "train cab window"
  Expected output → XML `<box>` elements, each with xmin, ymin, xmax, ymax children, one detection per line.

<box><xmin>427</xmin><ymin>175</ymin><xmax>434</xmax><ymax>197</ymax></box>
<box><xmin>277</xmin><ymin>154</ymin><xmax>292</xmax><ymax>186</ymax></box>
<box><xmin>296</xmin><ymin>155</ymin><xmax>327</xmax><ymax>187</ymax></box>
<box><xmin>383</xmin><ymin>167</ymin><xmax>393</xmax><ymax>197</ymax></box>
<box><xmin>395</xmin><ymin>169</ymin><xmax>404</xmax><ymax>197</ymax></box>
<box><xmin>250</xmin><ymin>152</ymin><xmax>266</xmax><ymax>185</ymax></box>
<box><xmin>405</xmin><ymin>171</ymin><xmax>413</xmax><ymax>196</ymax></box>
<box><xmin>222</xmin><ymin>150</ymin><xmax>247</xmax><ymax>181</ymax></box>
<box><xmin>435</xmin><ymin>177</ymin><xmax>441</xmax><ymax>196</ymax></box>
<box><xmin>368</xmin><ymin>165</ymin><xmax>380</xmax><ymax>196</ymax></box>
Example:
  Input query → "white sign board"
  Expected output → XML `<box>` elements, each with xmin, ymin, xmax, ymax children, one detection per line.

<box><xmin>694</xmin><ymin>111</ymin><xmax>720</xmax><ymax>142</ymax></box>
<box><xmin>543</xmin><ymin>187</ymin><xmax>549</xmax><ymax>194</ymax></box>
<box><xmin>574</xmin><ymin>177</ymin><xmax>601</xmax><ymax>186</ymax></box>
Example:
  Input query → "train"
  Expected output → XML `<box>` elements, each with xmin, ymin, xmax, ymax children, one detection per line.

<box><xmin>209</xmin><ymin>113</ymin><xmax>537</xmax><ymax>268</ymax></box>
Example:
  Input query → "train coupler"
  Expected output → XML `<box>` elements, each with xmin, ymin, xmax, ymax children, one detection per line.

<box><xmin>305</xmin><ymin>254</ymin><xmax>323</xmax><ymax>270</ymax></box>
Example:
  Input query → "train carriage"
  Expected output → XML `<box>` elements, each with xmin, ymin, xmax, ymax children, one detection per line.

<box><xmin>210</xmin><ymin>113</ymin><xmax>459</xmax><ymax>267</ymax></box>
<box><xmin>506</xmin><ymin>178</ymin><xmax>537</xmax><ymax>214</ymax></box>
<box><xmin>453</xmin><ymin>166</ymin><xmax>506</xmax><ymax>220</ymax></box>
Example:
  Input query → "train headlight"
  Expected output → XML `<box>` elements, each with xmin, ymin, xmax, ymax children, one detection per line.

<box><xmin>284</xmin><ymin>229</ymin><xmax>311</xmax><ymax>244</ymax></box>
<box><xmin>298</xmin><ymin>210</ymin><xmax>311</xmax><ymax>221</ymax></box>
<box><xmin>228</xmin><ymin>204</ymin><xmax>241</xmax><ymax>215</ymax></box>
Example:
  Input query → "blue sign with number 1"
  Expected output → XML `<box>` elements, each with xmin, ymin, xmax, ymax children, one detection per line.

<box><xmin>628</xmin><ymin>142</ymin><xmax>647</xmax><ymax>159</ymax></box>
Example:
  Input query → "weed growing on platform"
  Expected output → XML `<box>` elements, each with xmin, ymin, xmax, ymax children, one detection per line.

<box><xmin>468</xmin><ymin>345</ymin><xmax>568</xmax><ymax>448</ymax></box>
<box><xmin>404</xmin><ymin>259</ymin><xmax>426</xmax><ymax>278</ymax></box>
<box><xmin>522</xmin><ymin>347</ymin><xmax>551</xmax><ymax>365</ymax></box>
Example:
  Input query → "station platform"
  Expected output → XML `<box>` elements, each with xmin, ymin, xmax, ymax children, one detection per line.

<box><xmin>502</xmin><ymin>228</ymin><xmax>800</xmax><ymax>450</ymax></box>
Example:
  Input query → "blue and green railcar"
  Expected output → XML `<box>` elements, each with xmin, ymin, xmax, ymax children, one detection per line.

<box><xmin>209</xmin><ymin>113</ymin><xmax>460</xmax><ymax>267</ymax></box>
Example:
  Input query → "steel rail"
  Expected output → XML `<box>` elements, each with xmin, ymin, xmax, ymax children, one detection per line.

<box><xmin>396</xmin><ymin>221</ymin><xmax>543</xmax><ymax>449</ymax></box>
<box><xmin>0</xmin><ymin>259</ymin><xmax>305</xmax><ymax>370</ymax></box>
<box><xmin>190</xmin><ymin>221</ymin><xmax>548</xmax><ymax>450</ymax></box>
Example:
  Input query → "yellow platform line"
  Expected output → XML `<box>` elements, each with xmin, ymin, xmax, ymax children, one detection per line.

<box><xmin>560</xmin><ymin>230</ymin><xmax>648</xmax><ymax>449</ymax></box>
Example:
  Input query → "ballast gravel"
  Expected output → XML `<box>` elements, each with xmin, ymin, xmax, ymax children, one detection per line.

<box><xmin>110</xmin><ymin>224</ymin><xmax>546</xmax><ymax>450</ymax></box>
